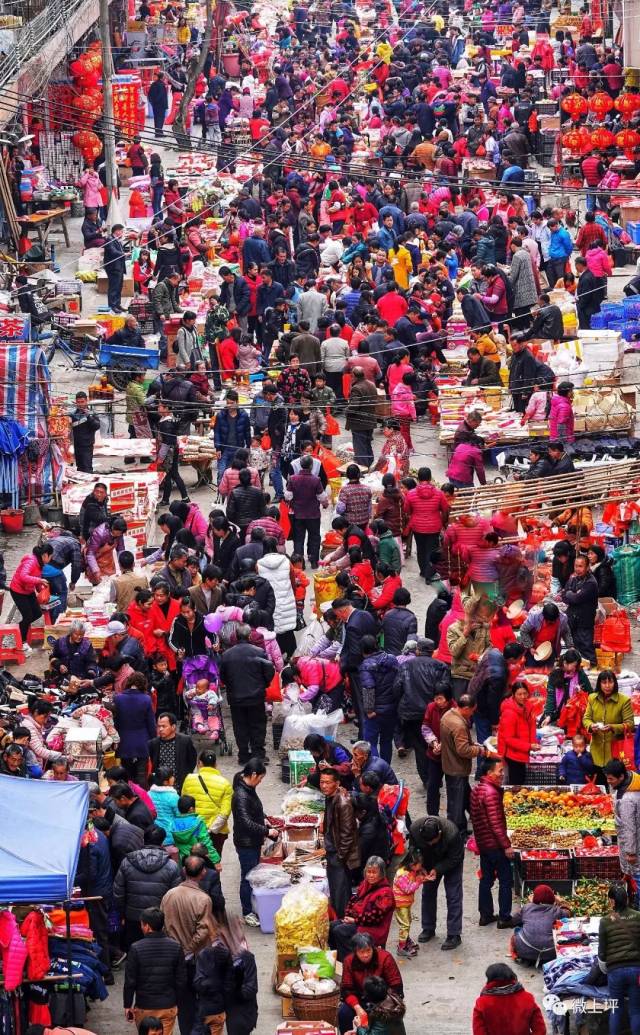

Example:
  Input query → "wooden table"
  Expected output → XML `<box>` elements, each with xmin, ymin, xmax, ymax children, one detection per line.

<box><xmin>19</xmin><ymin>206</ymin><xmax>71</xmax><ymax>250</ymax></box>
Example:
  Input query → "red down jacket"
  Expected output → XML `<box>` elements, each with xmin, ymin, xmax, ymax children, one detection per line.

<box><xmin>497</xmin><ymin>696</ymin><xmax>537</xmax><ymax>764</ymax></box>
<box><xmin>404</xmin><ymin>482</ymin><xmax>449</xmax><ymax>534</ymax></box>
<box><xmin>473</xmin><ymin>978</ymin><xmax>546</xmax><ymax>1035</ymax></box>
<box><xmin>343</xmin><ymin>877</ymin><xmax>395</xmax><ymax>948</ymax></box>
<box><xmin>469</xmin><ymin>777</ymin><xmax>510</xmax><ymax>853</ymax></box>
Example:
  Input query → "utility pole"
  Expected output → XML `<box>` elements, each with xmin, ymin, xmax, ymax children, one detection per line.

<box><xmin>98</xmin><ymin>0</ymin><xmax>119</xmax><ymax>223</ymax></box>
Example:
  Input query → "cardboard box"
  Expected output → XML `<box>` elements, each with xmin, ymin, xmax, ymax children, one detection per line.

<box><xmin>277</xmin><ymin>1023</ymin><xmax>337</xmax><ymax>1035</ymax></box>
<box><xmin>96</xmin><ymin>272</ymin><xmax>134</xmax><ymax>297</ymax></box>
<box><xmin>285</xmin><ymin>823</ymin><xmax>319</xmax><ymax>845</ymax></box>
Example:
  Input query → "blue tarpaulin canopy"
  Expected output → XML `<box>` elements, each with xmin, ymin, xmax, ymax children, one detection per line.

<box><xmin>0</xmin><ymin>775</ymin><xmax>88</xmax><ymax>902</ymax></box>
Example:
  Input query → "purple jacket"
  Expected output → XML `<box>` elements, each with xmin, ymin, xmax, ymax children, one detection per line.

<box><xmin>285</xmin><ymin>470</ymin><xmax>327</xmax><ymax>520</ymax></box>
<box><xmin>113</xmin><ymin>688</ymin><xmax>157</xmax><ymax>760</ymax></box>
<box><xmin>86</xmin><ymin>523</ymin><xmax>126</xmax><ymax>576</ymax></box>
<box><xmin>446</xmin><ymin>442</ymin><xmax>486</xmax><ymax>486</ymax></box>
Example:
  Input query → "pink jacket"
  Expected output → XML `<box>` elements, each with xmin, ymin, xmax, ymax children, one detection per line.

<box><xmin>185</xmin><ymin>503</ymin><xmax>208</xmax><ymax>540</ymax></box>
<box><xmin>446</xmin><ymin>442</ymin><xmax>486</xmax><ymax>486</ymax></box>
<box><xmin>387</xmin><ymin>362</ymin><xmax>413</xmax><ymax>395</ymax></box>
<box><xmin>585</xmin><ymin>247</ymin><xmax>613</xmax><ymax>278</ymax></box>
<box><xmin>404</xmin><ymin>482</ymin><xmax>449</xmax><ymax>534</ymax></box>
<box><xmin>22</xmin><ymin>713</ymin><xmax>59</xmax><ymax>764</ymax></box>
<box><xmin>79</xmin><ymin>170</ymin><xmax>103</xmax><ymax>210</ymax></box>
<box><xmin>0</xmin><ymin>911</ymin><xmax>28</xmax><ymax>991</ymax></box>
<box><xmin>390</xmin><ymin>382</ymin><xmax>417</xmax><ymax>421</ymax></box>
<box><xmin>548</xmin><ymin>394</ymin><xmax>575</xmax><ymax>442</ymax></box>
<box><xmin>10</xmin><ymin>554</ymin><xmax>44</xmax><ymax>595</ymax></box>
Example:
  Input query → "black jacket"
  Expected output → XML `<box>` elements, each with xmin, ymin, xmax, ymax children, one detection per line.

<box><xmin>340</xmin><ymin>608</ymin><xmax>378</xmax><ymax>673</ymax></box>
<box><xmin>562</xmin><ymin>572</ymin><xmax>599</xmax><ymax>627</ymax></box>
<box><xmin>508</xmin><ymin>347</ymin><xmax>540</xmax><ymax>397</ymax></box>
<box><xmin>70</xmin><ymin>407</ymin><xmax>100</xmax><ymax>449</ymax></box>
<box><xmin>109</xmin><ymin>813</ymin><xmax>145</xmax><ymax>869</ymax></box>
<box><xmin>113</xmin><ymin>847</ymin><xmax>181</xmax><ymax>920</ymax></box>
<box><xmin>194</xmin><ymin>943</ymin><xmax>232</xmax><ymax>1017</ymax></box>
<box><xmin>381</xmin><ymin>607</ymin><xmax>418</xmax><ymax>655</ymax></box>
<box><xmin>227</xmin><ymin>575</ymin><xmax>275</xmax><ymax>618</ymax></box>
<box><xmin>461</xmin><ymin>293</ymin><xmax>492</xmax><ymax>330</ymax></box>
<box><xmin>396</xmin><ymin>654</ymin><xmax>451</xmax><ymax>721</ymax></box>
<box><xmin>593</xmin><ymin>558</ymin><xmax>617</xmax><ymax>598</ymax></box>
<box><xmin>120</xmin><ymin>797</ymin><xmax>155</xmax><ymax>832</ymax></box>
<box><xmin>123</xmin><ymin>931</ymin><xmax>186</xmax><ymax>1009</ymax></box>
<box><xmin>148</xmin><ymin>733</ymin><xmax>197</xmax><ymax>791</ymax></box>
<box><xmin>231</xmin><ymin>774</ymin><xmax>269</xmax><ymax>848</ymax></box>
<box><xmin>79</xmin><ymin>490</ymin><xmax>109</xmax><ymax>543</ymax></box>
<box><xmin>353</xmin><ymin>791</ymin><xmax>392</xmax><ymax>863</ymax></box>
<box><xmin>225</xmin><ymin>950</ymin><xmax>259</xmax><ymax>1035</ymax></box>
<box><xmin>524</xmin><ymin>304</ymin><xmax>565</xmax><ymax>341</ymax></box>
<box><xmin>220</xmin><ymin>275</ymin><xmax>250</xmax><ymax>317</ymax></box>
<box><xmin>213</xmin><ymin>531</ymin><xmax>241</xmax><ymax>581</ymax></box>
<box><xmin>424</xmin><ymin>595</ymin><xmax>451</xmax><ymax>645</ymax></box>
<box><xmin>295</xmin><ymin>241</ymin><xmax>320</xmax><ymax>278</ymax></box>
<box><xmin>226</xmin><ymin>485</ymin><xmax>266</xmax><ymax>529</ymax></box>
<box><xmin>409</xmin><ymin>815</ymin><xmax>465</xmax><ymax>876</ymax></box>
<box><xmin>49</xmin><ymin>533</ymin><xmax>84</xmax><ymax>586</ymax></box>
<box><xmin>169</xmin><ymin>612</ymin><xmax>208</xmax><ymax>657</ymax></box>
<box><xmin>148</xmin><ymin>80</ymin><xmax>169</xmax><ymax>111</ymax></box>
<box><xmin>104</xmin><ymin>235</ymin><xmax>126</xmax><ymax>276</ymax></box>
<box><xmin>219</xmin><ymin>641</ymin><xmax>274</xmax><ymax>705</ymax></box>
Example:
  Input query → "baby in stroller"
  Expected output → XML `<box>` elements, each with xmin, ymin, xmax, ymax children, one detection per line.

<box><xmin>184</xmin><ymin>676</ymin><xmax>222</xmax><ymax>739</ymax></box>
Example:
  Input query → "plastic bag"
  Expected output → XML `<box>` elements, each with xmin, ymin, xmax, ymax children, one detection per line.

<box><xmin>280</xmin><ymin>708</ymin><xmax>344</xmax><ymax>752</ymax></box>
<box><xmin>274</xmin><ymin>885</ymin><xmax>329</xmax><ymax>954</ymax></box>
<box><xmin>299</xmin><ymin>948</ymin><xmax>337</xmax><ymax>980</ymax></box>
<box><xmin>246</xmin><ymin>864</ymin><xmax>291</xmax><ymax>890</ymax></box>
<box><xmin>297</xmin><ymin>618</ymin><xmax>326</xmax><ymax>655</ymax></box>
<box><xmin>282</xmin><ymin>786</ymin><xmax>325</xmax><ymax>816</ymax></box>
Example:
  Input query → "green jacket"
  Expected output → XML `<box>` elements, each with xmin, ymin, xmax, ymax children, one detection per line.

<box><xmin>170</xmin><ymin>813</ymin><xmax>220</xmax><ymax>864</ymax></box>
<box><xmin>377</xmin><ymin>531</ymin><xmax>401</xmax><ymax>573</ymax></box>
<box><xmin>598</xmin><ymin>908</ymin><xmax>640</xmax><ymax>969</ymax></box>
<box><xmin>125</xmin><ymin>380</ymin><xmax>146</xmax><ymax>425</ymax></box>
<box><xmin>583</xmin><ymin>690</ymin><xmax>634</xmax><ymax>768</ymax></box>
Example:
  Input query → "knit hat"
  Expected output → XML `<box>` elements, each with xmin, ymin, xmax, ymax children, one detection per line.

<box><xmin>532</xmin><ymin>884</ymin><xmax>555</xmax><ymax>905</ymax></box>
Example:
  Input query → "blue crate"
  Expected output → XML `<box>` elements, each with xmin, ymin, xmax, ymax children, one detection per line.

<box><xmin>608</xmin><ymin>320</ymin><xmax>626</xmax><ymax>334</ymax></box>
<box><xmin>623</xmin><ymin>297</ymin><xmax>640</xmax><ymax>317</ymax></box>
<box><xmin>589</xmin><ymin>313</ymin><xmax>607</xmax><ymax>329</ymax></box>
<box><xmin>622</xmin><ymin>320</ymin><xmax>640</xmax><ymax>341</ymax></box>
<box><xmin>601</xmin><ymin>302</ymin><xmax>625</xmax><ymax>320</ymax></box>
<box><xmin>98</xmin><ymin>342</ymin><xmax>160</xmax><ymax>369</ymax></box>
<box><xmin>626</xmin><ymin>221</ymin><xmax>640</xmax><ymax>245</ymax></box>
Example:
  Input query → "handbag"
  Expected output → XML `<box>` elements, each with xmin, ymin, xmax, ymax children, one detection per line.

<box><xmin>611</xmin><ymin>724</ymin><xmax>635</xmax><ymax>765</ymax></box>
<box><xmin>266</xmin><ymin>671</ymin><xmax>282</xmax><ymax>703</ymax></box>
<box><xmin>36</xmin><ymin>583</ymin><xmax>51</xmax><ymax>606</ymax></box>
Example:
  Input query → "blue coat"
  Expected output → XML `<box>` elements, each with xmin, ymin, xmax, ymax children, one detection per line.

<box><xmin>360</xmin><ymin>650</ymin><xmax>400</xmax><ymax>713</ymax></box>
<box><xmin>242</xmin><ymin>235</ymin><xmax>271</xmax><ymax>268</ymax></box>
<box><xmin>113</xmin><ymin>688</ymin><xmax>156</xmax><ymax>760</ymax></box>
<box><xmin>88</xmin><ymin>829</ymin><xmax>113</xmax><ymax>897</ymax></box>
<box><xmin>559</xmin><ymin>749</ymin><xmax>595</xmax><ymax>784</ymax></box>
<box><xmin>213</xmin><ymin>407</ymin><xmax>252</xmax><ymax>450</ymax></box>
<box><xmin>362</xmin><ymin>754</ymin><xmax>398</xmax><ymax>785</ymax></box>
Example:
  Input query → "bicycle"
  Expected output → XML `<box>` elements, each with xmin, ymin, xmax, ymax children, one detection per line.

<box><xmin>44</xmin><ymin>325</ymin><xmax>101</xmax><ymax>370</ymax></box>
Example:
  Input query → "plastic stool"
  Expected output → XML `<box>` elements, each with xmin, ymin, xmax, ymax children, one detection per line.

<box><xmin>27</xmin><ymin>607</ymin><xmax>53</xmax><ymax>646</ymax></box>
<box><xmin>0</xmin><ymin>624</ymin><xmax>25</xmax><ymax>664</ymax></box>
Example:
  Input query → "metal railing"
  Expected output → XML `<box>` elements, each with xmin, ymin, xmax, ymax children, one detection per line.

<box><xmin>0</xmin><ymin>0</ymin><xmax>89</xmax><ymax>92</ymax></box>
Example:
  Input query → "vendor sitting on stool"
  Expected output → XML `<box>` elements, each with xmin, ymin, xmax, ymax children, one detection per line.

<box><xmin>106</xmin><ymin>314</ymin><xmax>146</xmax><ymax>350</ymax></box>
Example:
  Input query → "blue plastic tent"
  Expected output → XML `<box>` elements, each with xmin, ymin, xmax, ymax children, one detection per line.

<box><xmin>0</xmin><ymin>775</ymin><xmax>88</xmax><ymax>902</ymax></box>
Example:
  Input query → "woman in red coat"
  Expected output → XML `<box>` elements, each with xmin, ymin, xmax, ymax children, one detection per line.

<box><xmin>473</xmin><ymin>963</ymin><xmax>545</xmax><ymax>1035</ymax></box>
<box><xmin>145</xmin><ymin>582</ymin><xmax>181</xmax><ymax>670</ymax></box>
<box><xmin>497</xmin><ymin>681</ymin><xmax>537</xmax><ymax>785</ymax></box>
<box><xmin>127</xmin><ymin>588</ymin><xmax>154</xmax><ymax>650</ymax></box>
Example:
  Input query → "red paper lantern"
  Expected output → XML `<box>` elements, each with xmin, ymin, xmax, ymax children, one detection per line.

<box><xmin>588</xmin><ymin>91</ymin><xmax>614</xmax><ymax>120</ymax></box>
<box><xmin>614</xmin><ymin>92</ymin><xmax>640</xmax><ymax>121</ymax></box>
<box><xmin>590</xmin><ymin>126</ymin><xmax>615</xmax><ymax>149</ymax></box>
<box><xmin>561</xmin><ymin>92</ymin><xmax>589</xmax><ymax>122</ymax></box>
<box><xmin>616</xmin><ymin>128</ymin><xmax>640</xmax><ymax>149</ymax></box>
<box><xmin>69</xmin><ymin>59</ymin><xmax>84</xmax><ymax>78</ymax></box>
<box><xmin>563</xmin><ymin>127</ymin><xmax>589</xmax><ymax>152</ymax></box>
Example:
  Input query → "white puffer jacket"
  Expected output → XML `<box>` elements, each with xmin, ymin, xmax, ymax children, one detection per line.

<box><xmin>257</xmin><ymin>552</ymin><xmax>297</xmax><ymax>634</ymax></box>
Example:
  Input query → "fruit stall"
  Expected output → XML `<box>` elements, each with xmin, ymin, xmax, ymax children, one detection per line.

<box><xmin>505</xmin><ymin>786</ymin><xmax>622</xmax><ymax>896</ymax></box>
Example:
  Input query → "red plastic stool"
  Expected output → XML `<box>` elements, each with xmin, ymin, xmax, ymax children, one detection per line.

<box><xmin>27</xmin><ymin>608</ymin><xmax>53</xmax><ymax>646</ymax></box>
<box><xmin>0</xmin><ymin>624</ymin><xmax>26</xmax><ymax>664</ymax></box>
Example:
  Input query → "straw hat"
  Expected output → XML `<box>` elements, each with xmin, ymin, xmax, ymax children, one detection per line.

<box><xmin>506</xmin><ymin>599</ymin><xmax>525</xmax><ymax>620</ymax></box>
<box><xmin>533</xmin><ymin>641</ymin><xmax>553</xmax><ymax>662</ymax></box>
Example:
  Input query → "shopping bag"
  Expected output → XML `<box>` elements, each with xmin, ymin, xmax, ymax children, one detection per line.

<box><xmin>612</xmin><ymin>725</ymin><xmax>635</xmax><ymax>765</ymax></box>
<box><xmin>266</xmin><ymin>671</ymin><xmax>282</xmax><ymax>702</ymax></box>
<box><xmin>278</xmin><ymin>499</ymin><xmax>291</xmax><ymax>539</ymax></box>
<box><xmin>601</xmin><ymin>611</ymin><xmax>632</xmax><ymax>654</ymax></box>
<box><xmin>325</xmin><ymin>407</ymin><xmax>340</xmax><ymax>436</ymax></box>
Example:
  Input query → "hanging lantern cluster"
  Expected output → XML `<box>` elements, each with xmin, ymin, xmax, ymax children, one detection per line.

<box><xmin>616</xmin><ymin>127</ymin><xmax>640</xmax><ymax>160</ymax></box>
<box><xmin>590</xmin><ymin>126</ymin><xmax>615</xmax><ymax>149</ymax></box>
<box><xmin>68</xmin><ymin>43</ymin><xmax>103</xmax><ymax>150</ymax></box>
<box><xmin>562</xmin><ymin>126</ymin><xmax>593</xmax><ymax>153</ymax></box>
<box><xmin>588</xmin><ymin>92</ymin><xmax>614</xmax><ymax>120</ymax></box>
<box><xmin>561</xmin><ymin>93</ymin><xmax>589</xmax><ymax>122</ymax></box>
<box><xmin>614</xmin><ymin>92</ymin><xmax>640</xmax><ymax>122</ymax></box>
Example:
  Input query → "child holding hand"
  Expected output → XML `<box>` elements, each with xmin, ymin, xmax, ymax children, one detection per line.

<box><xmin>291</xmin><ymin>553</ymin><xmax>310</xmax><ymax>630</ymax></box>
<box><xmin>392</xmin><ymin>851</ymin><xmax>431</xmax><ymax>958</ymax></box>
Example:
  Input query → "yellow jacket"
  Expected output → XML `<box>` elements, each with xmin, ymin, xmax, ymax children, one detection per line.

<box><xmin>181</xmin><ymin>766</ymin><xmax>232</xmax><ymax>834</ymax></box>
